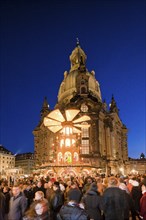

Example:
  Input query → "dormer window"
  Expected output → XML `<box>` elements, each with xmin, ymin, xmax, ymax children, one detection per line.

<box><xmin>80</xmin><ymin>86</ymin><xmax>87</xmax><ymax>94</ymax></box>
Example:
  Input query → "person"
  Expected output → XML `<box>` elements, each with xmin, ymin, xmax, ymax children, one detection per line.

<box><xmin>119</xmin><ymin>182</ymin><xmax>137</xmax><ymax>220</ymax></box>
<box><xmin>49</xmin><ymin>181</ymin><xmax>64</xmax><ymax>220</ymax></box>
<box><xmin>34</xmin><ymin>191</ymin><xmax>48</xmax><ymax>204</ymax></box>
<box><xmin>3</xmin><ymin>186</ymin><xmax>11</xmax><ymax>220</ymax></box>
<box><xmin>0</xmin><ymin>190</ymin><xmax>5</xmax><ymax>220</ymax></box>
<box><xmin>23</xmin><ymin>200</ymin><xmax>49</xmax><ymax>220</ymax></box>
<box><xmin>139</xmin><ymin>178</ymin><xmax>146</xmax><ymax>220</ymax></box>
<box><xmin>8</xmin><ymin>184</ymin><xmax>27</xmax><ymax>220</ymax></box>
<box><xmin>45</xmin><ymin>181</ymin><xmax>54</xmax><ymax>204</ymax></box>
<box><xmin>82</xmin><ymin>182</ymin><xmax>102</xmax><ymax>220</ymax></box>
<box><xmin>23</xmin><ymin>184</ymin><xmax>34</xmax><ymax>209</ymax></box>
<box><xmin>66</xmin><ymin>181</ymin><xmax>82</xmax><ymax>203</ymax></box>
<box><xmin>101</xmin><ymin>176</ymin><xmax>128</xmax><ymax>220</ymax></box>
<box><xmin>82</xmin><ymin>177</ymin><xmax>93</xmax><ymax>194</ymax></box>
<box><xmin>57</xmin><ymin>200</ymin><xmax>89</xmax><ymax>220</ymax></box>
<box><xmin>130</xmin><ymin>179</ymin><xmax>142</xmax><ymax>220</ymax></box>
<box><xmin>33</xmin><ymin>181</ymin><xmax>45</xmax><ymax>198</ymax></box>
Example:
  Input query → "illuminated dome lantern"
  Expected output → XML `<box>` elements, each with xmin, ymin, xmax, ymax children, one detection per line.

<box><xmin>44</xmin><ymin>109</ymin><xmax>90</xmax><ymax>164</ymax></box>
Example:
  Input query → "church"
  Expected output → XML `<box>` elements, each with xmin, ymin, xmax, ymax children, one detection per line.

<box><xmin>33</xmin><ymin>41</ymin><xmax>130</xmax><ymax>176</ymax></box>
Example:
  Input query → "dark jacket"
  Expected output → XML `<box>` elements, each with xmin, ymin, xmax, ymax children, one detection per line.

<box><xmin>0</xmin><ymin>191</ymin><xmax>5</xmax><ymax>220</ymax></box>
<box><xmin>122</xmin><ymin>190</ymin><xmax>137</xmax><ymax>220</ymax></box>
<box><xmin>57</xmin><ymin>201</ymin><xmax>89</xmax><ymax>220</ymax></box>
<box><xmin>24</xmin><ymin>188</ymin><xmax>34</xmax><ymax>208</ymax></box>
<box><xmin>3</xmin><ymin>191</ymin><xmax>11</xmax><ymax>214</ymax></box>
<box><xmin>49</xmin><ymin>189</ymin><xmax>64</xmax><ymax>220</ymax></box>
<box><xmin>82</xmin><ymin>187</ymin><xmax>102</xmax><ymax>220</ymax></box>
<box><xmin>101</xmin><ymin>186</ymin><xmax>127</xmax><ymax>220</ymax></box>
<box><xmin>140</xmin><ymin>192</ymin><xmax>146</xmax><ymax>220</ymax></box>
<box><xmin>131</xmin><ymin>185</ymin><xmax>142</xmax><ymax>212</ymax></box>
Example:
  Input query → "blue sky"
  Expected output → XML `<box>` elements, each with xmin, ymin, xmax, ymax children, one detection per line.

<box><xmin>0</xmin><ymin>0</ymin><xmax>145</xmax><ymax>158</ymax></box>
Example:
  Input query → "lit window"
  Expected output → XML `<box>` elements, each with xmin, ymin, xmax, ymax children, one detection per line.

<box><xmin>58</xmin><ymin>152</ymin><xmax>63</xmax><ymax>162</ymax></box>
<box><xmin>81</xmin><ymin>139</ymin><xmax>89</xmax><ymax>154</ymax></box>
<box><xmin>82</xmin><ymin>122</ymin><xmax>89</xmax><ymax>138</ymax></box>
<box><xmin>60</xmin><ymin>139</ymin><xmax>64</xmax><ymax>147</ymax></box>
<box><xmin>74</xmin><ymin>152</ymin><xmax>78</xmax><ymax>161</ymax></box>
<box><xmin>64</xmin><ymin>152</ymin><xmax>72</xmax><ymax>163</ymax></box>
<box><xmin>65</xmin><ymin>138</ymin><xmax>71</xmax><ymax>147</ymax></box>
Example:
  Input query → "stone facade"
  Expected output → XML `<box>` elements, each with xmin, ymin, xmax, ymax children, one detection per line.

<box><xmin>15</xmin><ymin>153</ymin><xmax>34</xmax><ymax>175</ymax></box>
<box><xmin>0</xmin><ymin>145</ymin><xmax>15</xmax><ymax>177</ymax></box>
<box><xmin>33</xmin><ymin>43</ymin><xmax>129</xmax><ymax>176</ymax></box>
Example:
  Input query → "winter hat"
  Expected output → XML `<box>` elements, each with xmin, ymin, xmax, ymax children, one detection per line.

<box><xmin>89</xmin><ymin>182</ymin><xmax>98</xmax><ymax>192</ymax></box>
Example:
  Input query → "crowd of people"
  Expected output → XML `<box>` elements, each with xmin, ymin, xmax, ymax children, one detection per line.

<box><xmin>0</xmin><ymin>172</ymin><xmax>146</xmax><ymax>220</ymax></box>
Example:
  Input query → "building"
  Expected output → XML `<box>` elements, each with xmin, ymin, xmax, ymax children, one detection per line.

<box><xmin>15</xmin><ymin>152</ymin><xmax>34</xmax><ymax>175</ymax></box>
<box><xmin>0</xmin><ymin>145</ymin><xmax>15</xmax><ymax>177</ymax></box>
<box><xmin>128</xmin><ymin>157</ymin><xmax>146</xmax><ymax>174</ymax></box>
<box><xmin>33</xmin><ymin>42</ymin><xmax>130</xmax><ymax>176</ymax></box>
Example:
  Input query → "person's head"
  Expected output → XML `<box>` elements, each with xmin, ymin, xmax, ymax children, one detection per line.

<box><xmin>35</xmin><ymin>201</ymin><xmax>48</xmax><ymax>216</ymax></box>
<box><xmin>108</xmin><ymin>176</ymin><xmax>118</xmax><ymax>187</ymax></box>
<box><xmin>37</xmin><ymin>181</ymin><xmax>42</xmax><ymax>188</ymax></box>
<box><xmin>34</xmin><ymin>191</ymin><xmax>44</xmax><ymax>201</ymax></box>
<box><xmin>44</xmin><ymin>183</ymin><xmax>48</xmax><ymax>189</ymax></box>
<box><xmin>12</xmin><ymin>185</ymin><xmax>21</xmax><ymax>197</ymax></box>
<box><xmin>3</xmin><ymin>186</ymin><xmax>9</xmax><ymax>193</ymax></box>
<box><xmin>53</xmin><ymin>181</ymin><xmax>60</xmax><ymax>191</ymax></box>
<box><xmin>47</xmin><ymin>181</ymin><xmax>53</xmax><ymax>188</ymax></box>
<box><xmin>88</xmin><ymin>182</ymin><xmax>98</xmax><ymax>192</ymax></box>
<box><xmin>87</xmin><ymin>177</ymin><xmax>93</xmax><ymax>184</ymax></box>
<box><xmin>141</xmin><ymin>178</ymin><xmax>146</xmax><ymax>194</ymax></box>
<box><xmin>70</xmin><ymin>181</ymin><xmax>77</xmax><ymax>189</ymax></box>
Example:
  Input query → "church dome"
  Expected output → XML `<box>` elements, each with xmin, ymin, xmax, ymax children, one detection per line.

<box><xmin>57</xmin><ymin>43</ymin><xmax>102</xmax><ymax>105</ymax></box>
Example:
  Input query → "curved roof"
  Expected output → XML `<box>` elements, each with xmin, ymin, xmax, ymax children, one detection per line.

<box><xmin>57</xmin><ymin>44</ymin><xmax>102</xmax><ymax>105</ymax></box>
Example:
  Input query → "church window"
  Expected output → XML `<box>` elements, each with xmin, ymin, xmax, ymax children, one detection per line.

<box><xmin>58</xmin><ymin>152</ymin><xmax>63</xmax><ymax>162</ymax></box>
<box><xmin>81</xmin><ymin>104</ymin><xmax>88</xmax><ymax>112</ymax></box>
<box><xmin>65</xmin><ymin>138</ymin><xmax>71</xmax><ymax>147</ymax></box>
<box><xmin>81</xmin><ymin>122</ymin><xmax>89</xmax><ymax>154</ymax></box>
<box><xmin>60</xmin><ymin>139</ymin><xmax>64</xmax><ymax>147</ymax></box>
<box><xmin>80</xmin><ymin>86</ymin><xmax>87</xmax><ymax>94</ymax></box>
<box><xmin>81</xmin><ymin>122</ymin><xmax>89</xmax><ymax>138</ymax></box>
<box><xmin>81</xmin><ymin>140</ymin><xmax>89</xmax><ymax>154</ymax></box>
<box><xmin>73</xmin><ymin>152</ymin><xmax>79</xmax><ymax>161</ymax></box>
<box><xmin>64</xmin><ymin>152</ymin><xmax>72</xmax><ymax>163</ymax></box>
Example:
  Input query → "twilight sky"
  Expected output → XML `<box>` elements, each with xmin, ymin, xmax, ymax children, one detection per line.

<box><xmin>0</xmin><ymin>0</ymin><xmax>145</xmax><ymax>158</ymax></box>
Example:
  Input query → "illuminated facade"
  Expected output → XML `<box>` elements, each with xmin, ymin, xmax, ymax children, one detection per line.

<box><xmin>0</xmin><ymin>145</ymin><xmax>15</xmax><ymax>177</ymax></box>
<box><xmin>33</xmin><ymin>42</ymin><xmax>129</xmax><ymax>175</ymax></box>
<box><xmin>15</xmin><ymin>153</ymin><xmax>34</xmax><ymax>175</ymax></box>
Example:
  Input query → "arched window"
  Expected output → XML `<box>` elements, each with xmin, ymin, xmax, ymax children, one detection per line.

<box><xmin>80</xmin><ymin>86</ymin><xmax>87</xmax><ymax>94</ymax></box>
<box><xmin>73</xmin><ymin>152</ymin><xmax>78</xmax><ymax>161</ymax></box>
<box><xmin>58</xmin><ymin>152</ymin><xmax>63</xmax><ymax>162</ymax></box>
<box><xmin>65</xmin><ymin>138</ymin><xmax>71</xmax><ymax>147</ymax></box>
<box><xmin>64</xmin><ymin>152</ymin><xmax>72</xmax><ymax>163</ymax></box>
